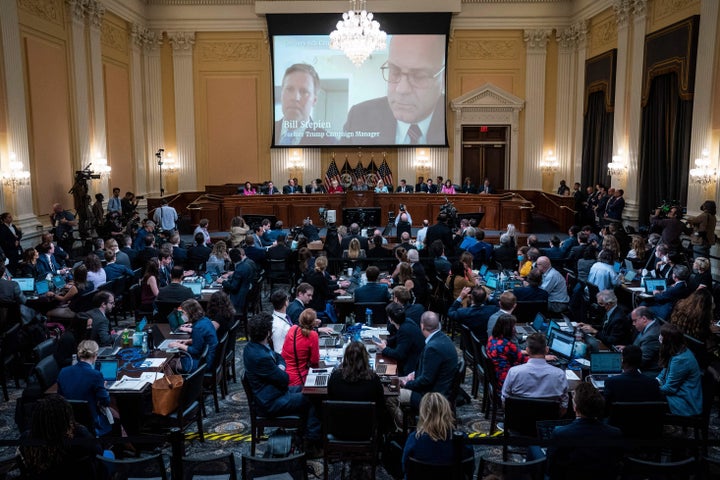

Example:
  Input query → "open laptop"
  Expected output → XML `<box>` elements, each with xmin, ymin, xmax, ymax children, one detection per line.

<box><xmin>515</xmin><ymin>321</ymin><xmax>537</xmax><ymax>336</ymax></box>
<box><xmin>478</xmin><ymin>264</ymin><xmax>489</xmax><ymax>278</ymax></box>
<box><xmin>182</xmin><ymin>281</ymin><xmax>203</xmax><ymax>297</ymax></box>
<box><xmin>548</xmin><ymin>329</ymin><xmax>575</xmax><ymax>366</ymax></box>
<box><xmin>485</xmin><ymin>275</ymin><xmax>498</xmax><ymax>290</ymax></box>
<box><xmin>52</xmin><ymin>275</ymin><xmax>66</xmax><ymax>290</ymax></box>
<box><xmin>14</xmin><ymin>278</ymin><xmax>34</xmax><ymax>294</ymax></box>
<box><xmin>644</xmin><ymin>278</ymin><xmax>667</xmax><ymax>294</ymax></box>
<box><xmin>623</xmin><ymin>269</ymin><xmax>637</xmax><ymax>282</ymax></box>
<box><xmin>97</xmin><ymin>334</ymin><xmax>123</xmax><ymax>358</ymax></box>
<box><xmin>588</xmin><ymin>352</ymin><xmax>623</xmax><ymax>389</ymax></box>
<box><xmin>319</xmin><ymin>335</ymin><xmax>341</xmax><ymax>348</ymax></box>
<box><xmin>95</xmin><ymin>359</ymin><xmax>120</xmax><ymax>387</ymax></box>
<box><xmin>375</xmin><ymin>363</ymin><xmax>397</xmax><ymax>375</ymax></box>
<box><xmin>35</xmin><ymin>280</ymin><xmax>50</xmax><ymax>296</ymax></box>
<box><xmin>613</xmin><ymin>261</ymin><xmax>622</xmax><ymax>273</ymax></box>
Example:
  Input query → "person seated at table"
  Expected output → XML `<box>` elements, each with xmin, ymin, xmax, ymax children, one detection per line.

<box><xmin>243</xmin><ymin>312</ymin><xmax>321</xmax><ymax>449</ymax></box>
<box><xmin>486</xmin><ymin>314</ymin><xmax>528</xmax><ymax>389</ymax></box>
<box><xmin>342</xmin><ymin>237</ymin><xmax>366</xmax><ymax>272</ymax></box>
<box><xmin>46</xmin><ymin>265</ymin><xmax>95</xmax><ymax>320</ymax></box>
<box><xmin>304</xmin><ymin>256</ymin><xmax>348</xmax><ymax>314</ymax></box>
<box><xmin>390</xmin><ymin>262</ymin><xmax>417</xmax><ymax>304</ymax></box>
<box><xmin>374</xmin><ymin>302</ymin><xmax>424</xmax><ymax>376</ymax></box>
<box><xmin>402</xmin><ymin>393</ymin><xmax>473</xmax><ymax>474</ymax></box>
<box><xmin>281</xmin><ymin>308</ymin><xmax>320</xmax><ymax>387</ymax></box>
<box><xmin>578</xmin><ymin>290</ymin><xmax>633</xmax><ymax>347</ymax></box>
<box><xmin>36</xmin><ymin>241</ymin><xmax>65</xmax><ymax>279</ymax></box>
<box><xmin>156</xmin><ymin>265</ymin><xmax>195</xmax><ymax>305</ymax></box>
<box><xmin>576</xmin><ymin>245</ymin><xmax>597</xmax><ymax>282</ymax></box>
<box><xmin>242</xmin><ymin>181</ymin><xmax>257</xmax><ymax>195</ymax></box>
<box><xmin>392</xmin><ymin>285</ymin><xmax>425</xmax><ymax>324</ymax></box>
<box><xmin>306</xmin><ymin>178</ymin><xmax>326</xmax><ymax>194</ymax></box>
<box><xmin>657</xmin><ymin>323</ymin><xmax>703</xmax><ymax>416</ymax></box>
<box><xmin>440</xmin><ymin>179</ymin><xmax>456</xmax><ymax>195</ymax></box>
<box><xmin>87</xmin><ymin>291</ymin><xmax>117</xmax><ymax>347</ymax></box>
<box><xmin>688</xmin><ymin>256</ymin><xmax>713</xmax><ymax>291</ymax></box>
<box><xmin>84</xmin><ymin>253</ymin><xmax>106</xmax><ymax>288</ymax></box>
<box><xmin>512</xmin><ymin>268</ymin><xmax>549</xmax><ymax>302</ymax></box>
<box><xmin>205</xmin><ymin>240</ymin><xmax>230</xmax><ymax>276</ymax></box>
<box><xmin>603</xmin><ymin>345</ymin><xmax>663</xmax><ymax>410</ymax></box>
<box><xmin>374</xmin><ymin>179</ymin><xmax>389</xmax><ymax>193</ymax></box>
<box><xmin>642</xmin><ymin>264</ymin><xmax>692</xmax><ymax>321</ymax></box>
<box><xmin>19</xmin><ymin>394</ymin><xmax>105</xmax><ymax>479</ymax></box>
<box><xmin>205</xmin><ymin>290</ymin><xmax>235</xmax><ymax>340</ymax></box>
<box><xmin>140</xmin><ymin>258</ymin><xmax>160</xmax><ymax>311</ymax></box>
<box><xmin>447</xmin><ymin>286</ymin><xmax>498</xmax><ymax>344</ymax></box>
<box><xmin>328</xmin><ymin>340</ymin><xmax>387</xmax><ymax>426</ymax></box>
<box><xmin>168</xmin><ymin>299</ymin><xmax>218</xmax><ymax>373</ymax></box>
<box><xmin>446</xmin><ymin>261</ymin><xmax>475</xmax><ymax>307</ymax></box>
<box><xmin>354</xmin><ymin>266</ymin><xmax>392</xmax><ymax>304</ymax></box>
<box><xmin>57</xmin><ymin>340</ymin><xmax>116</xmax><ymax>436</ymax></box>
<box><xmin>17</xmin><ymin>247</ymin><xmax>40</xmax><ymax>280</ymax></box>
<box><xmin>103</xmin><ymin>249</ymin><xmax>134</xmax><ymax>282</ymax></box>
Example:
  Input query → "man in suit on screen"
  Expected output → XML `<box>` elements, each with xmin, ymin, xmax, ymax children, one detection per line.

<box><xmin>343</xmin><ymin>35</ymin><xmax>446</xmax><ymax>145</ymax></box>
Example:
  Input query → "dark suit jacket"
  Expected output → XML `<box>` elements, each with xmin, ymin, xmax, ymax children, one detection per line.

<box><xmin>404</xmin><ymin>330</ymin><xmax>458</xmax><ymax>408</ymax></box>
<box><xmin>512</xmin><ymin>286</ymin><xmax>549</xmax><ymax>303</ymax></box>
<box><xmin>447</xmin><ymin>301</ymin><xmax>499</xmax><ymax>344</ymax></box>
<box><xmin>493</xmin><ymin>244</ymin><xmax>517</xmax><ymax>270</ymax></box>
<box><xmin>0</xmin><ymin>279</ymin><xmax>25</xmax><ymax>304</ymax></box>
<box><xmin>282</xmin><ymin>185</ymin><xmax>303</xmax><ymax>194</ymax></box>
<box><xmin>416</xmin><ymin>182</ymin><xmax>427</xmax><ymax>193</ymax></box>
<box><xmin>37</xmin><ymin>254</ymin><xmax>62</xmax><ymax>278</ymax></box>
<box><xmin>156</xmin><ymin>283</ymin><xmax>195</xmax><ymax>304</ymax></box>
<box><xmin>396</xmin><ymin>185</ymin><xmax>414</xmax><ymax>193</ymax></box>
<box><xmin>547</xmin><ymin>418</ymin><xmax>623</xmax><ymax>479</ymax></box>
<box><xmin>223</xmin><ymin>258</ymin><xmax>258</xmax><ymax>312</ymax></box>
<box><xmin>595</xmin><ymin>306</ymin><xmax>633</xmax><ymax>347</ymax></box>
<box><xmin>87</xmin><ymin>308</ymin><xmax>115</xmax><ymax>346</ymax></box>
<box><xmin>343</xmin><ymin>96</ymin><xmax>445</xmax><ymax>145</ymax></box>
<box><xmin>274</xmin><ymin>119</ymin><xmax>336</xmax><ymax>146</ymax></box>
<box><xmin>103</xmin><ymin>262</ymin><xmax>134</xmax><ymax>282</ymax></box>
<box><xmin>186</xmin><ymin>244</ymin><xmax>212</xmax><ymax>271</ymax></box>
<box><xmin>341</xmin><ymin>234</ymin><xmax>369</xmax><ymax>251</ymax></box>
<box><xmin>603</xmin><ymin>369</ymin><xmax>663</xmax><ymax>407</ymax></box>
<box><xmin>57</xmin><ymin>361</ymin><xmax>111</xmax><ymax>435</ymax></box>
<box><xmin>381</xmin><ymin>320</ymin><xmax>425</xmax><ymax>376</ymax></box>
<box><xmin>0</xmin><ymin>223</ymin><xmax>21</xmax><ymax>265</ymax></box>
<box><xmin>242</xmin><ymin>341</ymin><xmax>292</xmax><ymax>415</ymax></box>
<box><xmin>266</xmin><ymin>244</ymin><xmax>292</xmax><ymax>262</ymax></box>
<box><xmin>286</xmin><ymin>298</ymin><xmax>306</xmax><ymax>324</ymax></box>
<box><xmin>632</xmin><ymin>320</ymin><xmax>662</xmax><ymax>373</ymax></box>
<box><xmin>353</xmin><ymin>282</ymin><xmax>391</xmax><ymax>304</ymax></box>
<box><xmin>305</xmin><ymin>184</ymin><xmax>326</xmax><ymax>194</ymax></box>
<box><xmin>649</xmin><ymin>280</ymin><xmax>691</xmax><ymax>320</ymax></box>
<box><xmin>425</xmin><ymin>222</ymin><xmax>454</xmax><ymax>256</ymax></box>
<box><xmin>245</xmin><ymin>246</ymin><xmax>267</xmax><ymax>267</ymax></box>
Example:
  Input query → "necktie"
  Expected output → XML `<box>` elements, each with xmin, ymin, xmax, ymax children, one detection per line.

<box><xmin>408</xmin><ymin>124</ymin><xmax>422</xmax><ymax>144</ymax></box>
<box><xmin>285</xmin><ymin>315</ymin><xmax>293</xmax><ymax>326</ymax></box>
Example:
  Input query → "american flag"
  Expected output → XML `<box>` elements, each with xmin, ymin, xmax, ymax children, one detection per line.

<box><xmin>341</xmin><ymin>159</ymin><xmax>352</xmax><ymax>176</ymax></box>
<box><xmin>353</xmin><ymin>161</ymin><xmax>366</xmax><ymax>183</ymax></box>
<box><xmin>378</xmin><ymin>159</ymin><xmax>394</xmax><ymax>188</ymax></box>
<box><xmin>324</xmin><ymin>159</ymin><xmax>341</xmax><ymax>190</ymax></box>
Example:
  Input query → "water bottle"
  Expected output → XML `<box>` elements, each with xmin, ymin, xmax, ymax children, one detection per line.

<box><xmin>147</xmin><ymin>327</ymin><xmax>154</xmax><ymax>351</ymax></box>
<box><xmin>71</xmin><ymin>354</ymin><xmax>77</xmax><ymax>366</ymax></box>
<box><xmin>365</xmin><ymin>308</ymin><xmax>372</xmax><ymax>327</ymax></box>
<box><xmin>141</xmin><ymin>333</ymin><xmax>148</xmax><ymax>354</ymax></box>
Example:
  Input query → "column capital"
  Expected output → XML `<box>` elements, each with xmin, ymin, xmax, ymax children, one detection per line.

<box><xmin>65</xmin><ymin>0</ymin><xmax>86</xmax><ymax>23</ymax></box>
<box><xmin>632</xmin><ymin>0</ymin><xmax>648</xmax><ymax>18</ymax></box>
<box><xmin>131</xmin><ymin>25</ymin><xmax>163</xmax><ymax>53</ymax></box>
<box><xmin>556</xmin><ymin>26</ymin><xmax>577</xmax><ymax>50</ymax></box>
<box><xmin>87</xmin><ymin>0</ymin><xmax>105</xmax><ymax>29</ymax></box>
<box><xmin>168</xmin><ymin>31</ymin><xmax>196</xmax><ymax>52</ymax></box>
<box><xmin>574</xmin><ymin>20</ymin><xmax>588</xmax><ymax>47</ymax></box>
<box><xmin>613</xmin><ymin>0</ymin><xmax>631</xmax><ymax>28</ymax></box>
<box><xmin>523</xmin><ymin>29</ymin><xmax>552</xmax><ymax>52</ymax></box>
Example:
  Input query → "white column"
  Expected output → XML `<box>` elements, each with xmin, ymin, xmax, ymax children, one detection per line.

<box><xmin>129</xmin><ymin>24</ymin><xmax>149</xmax><ymax>196</ymax></box>
<box><xmin>611</xmin><ymin>0</ymin><xmax>631</xmax><ymax>161</ymax></box>
<box><xmin>624</xmin><ymin>0</ymin><xmax>648</xmax><ymax>223</ymax></box>
<box><xmin>523</xmin><ymin>29</ymin><xmax>552</xmax><ymax>189</ymax></box>
<box><xmin>270</xmin><ymin>148</ymin><xmax>321</xmax><ymax>188</ymax></box>
<box><xmin>87</xmin><ymin>0</ymin><xmax>108</xmax><ymax>195</ymax></box>
<box><xmin>143</xmin><ymin>32</ymin><xmax>164</xmax><ymax>196</ymax></box>
<box><xmin>66</xmin><ymin>0</ymin><xmax>91</xmax><ymax>171</ymax></box>
<box><xmin>397</xmin><ymin>149</ymin><xmax>416</xmax><ymax>186</ymax></box>
<box><xmin>555</xmin><ymin>26</ymin><xmax>577</xmax><ymax>182</ymax></box>
<box><xmin>168</xmin><ymin>32</ymin><xmax>198</xmax><ymax>192</ymax></box>
<box><xmin>687</xmin><ymin>0</ymin><xmax>720</xmax><ymax>208</ymax></box>
<box><xmin>572</xmin><ymin>22</ymin><xmax>588</xmax><ymax>182</ymax></box>
<box><xmin>0</xmin><ymin>0</ymin><xmax>36</xmax><ymax>221</ymax></box>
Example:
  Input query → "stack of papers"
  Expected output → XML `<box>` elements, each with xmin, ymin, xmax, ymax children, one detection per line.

<box><xmin>360</xmin><ymin>327</ymin><xmax>389</xmax><ymax>340</ymax></box>
<box><xmin>138</xmin><ymin>358</ymin><xmax>166</xmax><ymax>369</ymax></box>
<box><xmin>108</xmin><ymin>372</ymin><xmax>164</xmax><ymax>391</ymax></box>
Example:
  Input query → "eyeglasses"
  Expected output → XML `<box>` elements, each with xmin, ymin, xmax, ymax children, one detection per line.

<box><xmin>381</xmin><ymin>62</ymin><xmax>445</xmax><ymax>89</ymax></box>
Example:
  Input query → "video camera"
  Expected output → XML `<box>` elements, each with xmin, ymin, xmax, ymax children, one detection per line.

<box><xmin>75</xmin><ymin>166</ymin><xmax>100</xmax><ymax>181</ymax></box>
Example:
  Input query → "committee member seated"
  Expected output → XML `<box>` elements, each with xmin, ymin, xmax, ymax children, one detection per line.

<box><xmin>343</xmin><ymin>35</ymin><xmax>446</xmax><ymax>145</ymax></box>
<box><xmin>305</xmin><ymin>178</ymin><xmax>326</xmax><ymax>194</ymax></box>
<box><xmin>395</xmin><ymin>179</ymin><xmax>414</xmax><ymax>193</ymax></box>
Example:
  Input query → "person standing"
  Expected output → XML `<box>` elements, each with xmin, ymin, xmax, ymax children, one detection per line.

<box><xmin>153</xmin><ymin>198</ymin><xmax>178</xmax><ymax>234</ymax></box>
<box><xmin>50</xmin><ymin>203</ymin><xmax>77</xmax><ymax>254</ymax></box>
<box><xmin>0</xmin><ymin>212</ymin><xmax>23</xmax><ymax>270</ymax></box>
<box><xmin>686</xmin><ymin>200</ymin><xmax>717</xmax><ymax>259</ymax></box>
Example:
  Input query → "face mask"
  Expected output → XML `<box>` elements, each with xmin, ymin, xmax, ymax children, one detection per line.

<box><xmin>661</xmin><ymin>256</ymin><xmax>668</xmax><ymax>263</ymax></box>
<box><xmin>517</xmin><ymin>255</ymin><xmax>524</xmax><ymax>262</ymax></box>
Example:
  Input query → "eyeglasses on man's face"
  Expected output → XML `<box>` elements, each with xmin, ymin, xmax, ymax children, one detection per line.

<box><xmin>380</xmin><ymin>62</ymin><xmax>444</xmax><ymax>89</ymax></box>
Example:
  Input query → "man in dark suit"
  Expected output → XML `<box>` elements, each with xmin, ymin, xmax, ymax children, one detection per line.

<box><xmin>603</xmin><ymin>345</ymin><xmax>663</xmax><ymax>409</ymax></box>
<box><xmin>222</xmin><ymin>248</ymin><xmax>259</xmax><ymax>313</ymax></box>
<box><xmin>644</xmin><ymin>264</ymin><xmax>692</xmax><ymax>321</ymax></box>
<box><xmin>266</xmin><ymin>234</ymin><xmax>292</xmax><ymax>262</ymax></box>
<box><xmin>103</xmin><ymin>250</ymin><xmax>134</xmax><ymax>282</ymax></box>
<box><xmin>0</xmin><ymin>213</ymin><xmax>22</xmax><ymax>270</ymax></box>
<box><xmin>282</xmin><ymin>178</ymin><xmax>303</xmax><ymax>194</ymax></box>
<box><xmin>604</xmin><ymin>188</ymin><xmax>625</xmax><ymax>222</ymax></box>
<box><xmin>395</xmin><ymin>179</ymin><xmax>414</xmax><ymax>193</ymax></box>
<box><xmin>274</xmin><ymin>63</ymin><xmax>335</xmax><ymax>146</ymax></box>
<box><xmin>343</xmin><ymin>35</ymin><xmax>445</xmax><ymax>146</ymax></box>
<box><xmin>547</xmin><ymin>383</ymin><xmax>623</xmax><ymax>479</ymax></box>
<box><xmin>353</xmin><ymin>266</ymin><xmax>391</xmax><ymax>304</ymax></box>
<box><xmin>625</xmin><ymin>306</ymin><xmax>661</xmax><ymax>375</ymax></box>
<box><xmin>425</xmin><ymin>213</ymin><xmax>454</xmax><ymax>257</ymax></box>
<box><xmin>0</xmin><ymin>263</ymin><xmax>25</xmax><ymax>304</ymax></box>
<box><xmin>415</xmin><ymin>176</ymin><xmax>426</xmax><ymax>193</ymax></box>
<box><xmin>399</xmin><ymin>311</ymin><xmax>458</xmax><ymax>409</ymax></box>
<box><xmin>243</xmin><ymin>236</ymin><xmax>267</xmax><ymax>269</ymax></box>
<box><xmin>156</xmin><ymin>266</ymin><xmax>195</xmax><ymax>304</ymax></box>
<box><xmin>478</xmin><ymin>178</ymin><xmax>494</xmax><ymax>194</ymax></box>
<box><xmin>87</xmin><ymin>291</ymin><xmax>116</xmax><ymax>347</ymax></box>
<box><xmin>374</xmin><ymin>302</ymin><xmax>425</xmax><ymax>376</ymax></box>
<box><xmin>287</xmin><ymin>282</ymin><xmax>313</xmax><ymax>324</ymax></box>
<box><xmin>305</xmin><ymin>178</ymin><xmax>326</xmax><ymax>194</ymax></box>
<box><xmin>186</xmin><ymin>232</ymin><xmax>212</xmax><ymax>272</ymax></box>
<box><xmin>578</xmin><ymin>290</ymin><xmax>633</xmax><ymax>347</ymax></box>
<box><xmin>447</xmin><ymin>286</ymin><xmax>498</xmax><ymax>344</ymax></box>
<box><xmin>242</xmin><ymin>312</ymin><xmax>320</xmax><ymax>440</ymax></box>
<box><xmin>512</xmin><ymin>268</ymin><xmax>549</xmax><ymax>303</ymax></box>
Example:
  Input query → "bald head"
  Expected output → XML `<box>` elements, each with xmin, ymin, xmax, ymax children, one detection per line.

<box><xmin>420</xmin><ymin>311</ymin><xmax>441</xmax><ymax>337</ymax></box>
<box><xmin>536</xmin><ymin>256</ymin><xmax>551</xmax><ymax>272</ymax></box>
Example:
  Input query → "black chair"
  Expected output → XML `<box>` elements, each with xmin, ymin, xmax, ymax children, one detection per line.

<box><xmin>477</xmin><ymin>456</ymin><xmax>546</xmax><ymax>480</ymax></box>
<box><xmin>267</xmin><ymin>258</ymin><xmax>292</xmax><ymax>291</ymax></box>
<box><xmin>32</xmin><ymin>355</ymin><xmax>60</xmax><ymax>392</ymax></box>
<box><xmin>502</xmin><ymin>396</ymin><xmax>561</xmax><ymax>459</ymax></box>
<box><xmin>0</xmin><ymin>453</ymin><xmax>20</xmax><ymax>480</ymax></box>
<box><xmin>405</xmin><ymin>455</ymin><xmax>475</xmax><ymax>480</ymax></box>
<box><xmin>322</xmin><ymin>400</ymin><xmax>379</xmax><ymax>480</ymax></box>
<box><xmin>354</xmin><ymin>301</ymin><xmax>389</xmax><ymax>325</ymax></box>
<box><xmin>203</xmin><ymin>332</ymin><xmax>228</xmax><ymax>413</ymax></box>
<box><xmin>32</xmin><ymin>338</ymin><xmax>57</xmax><ymax>363</ymax></box>
<box><xmin>223</xmin><ymin>319</ymin><xmax>240</xmax><ymax>385</ymax></box>
<box><xmin>72</xmin><ymin>288</ymin><xmax>97</xmax><ymax>313</ymax></box>
<box><xmin>468</xmin><ymin>330</ymin><xmax>488</xmax><ymax>408</ymax></box>
<box><xmin>241</xmin><ymin>373</ymin><xmax>303</xmax><ymax>456</ymax></box>
<box><xmin>622</xmin><ymin>456</ymin><xmax>696</xmax><ymax>479</ymax></box>
<box><xmin>459</xmin><ymin>324</ymin><xmax>480</xmax><ymax>398</ymax></box>
<box><xmin>607</xmin><ymin>401</ymin><xmax>667</xmax><ymax>441</ymax></box>
<box><xmin>154</xmin><ymin>300</ymin><xmax>182</xmax><ymax>324</ymax></box>
<box><xmin>447</xmin><ymin>357</ymin><xmax>469</xmax><ymax>412</ymax></box>
<box><xmin>181</xmin><ymin>452</ymin><xmax>237</xmax><ymax>480</ymax></box>
<box><xmin>513</xmin><ymin>301</ymin><xmax>548</xmax><ymax>324</ymax></box>
<box><xmin>241</xmin><ymin>453</ymin><xmax>308</xmax><ymax>480</ymax></box>
<box><xmin>664</xmin><ymin>370</ymin><xmax>718</xmax><ymax>456</ymax></box>
<box><xmin>129</xmin><ymin>283</ymin><xmax>153</xmax><ymax>323</ymax></box>
<box><xmin>480</xmin><ymin>345</ymin><xmax>500</xmax><ymax>434</ymax></box>
<box><xmin>68</xmin><ymin>399</ymin><xmax>96</xmax><ymax>434</ymax></box>
<box><xmin>96</xmin><ymin>453</ymin><xmax>168</xmax><ymax>480</ymax></box>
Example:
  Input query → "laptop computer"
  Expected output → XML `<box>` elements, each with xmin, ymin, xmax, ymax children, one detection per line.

<box><xmin>644</xmin><ymin>278</ymin><xmax>667</xmax><ymax>293</ymax></box>
<box><xmin>548</xmin><ymin>329</ymin><xmax>575</xmax><ymax>361</ymax></box>
<box><xmin>97</xmin><ymin>334</ymin><xmax>123</xmax><ymax>358</ymax></box>
<box><xmin>515</xmin><ymin>323</ymin><xmax>537</xmax><ymax>336</ymax></box>
<box><xmin>319</xmin><ymin>335</ymin><xmax>341</xmax><ymax>348</ymax></box>
<box><xmin>52</xmin><ymin>275</ymin><xmax>66</xmax><ymax>290</ymax></box>
<box><xmin>14</xmin><ymin>277</ymin><xmax>34</xmax><ymax>294</ymax></box>
<box><xmin>588</xmin><ymin>352</ymin><xmax>623</xmax><ymax>389</ymax></box>
<box><xmin>613</xmin><ymin>261</ymin><xmax>622</xmax><ymax>273</ymax></box>
<box><xmin>304</xmin><ymin>368</ymin><xmax>331</xmax><ymax>387</ymax></box>
<box><xmin>623</xmin><ymin>270</ymin><xmax>637</xmax><ymax>282</ymax></box>
<box><xmin>485</xmin><ymin>276</ymin><xmax>498</xmax><ymax>290</ymax></box>
<box><xmin>183</xmin><ymin>281</ymin><xmax>203</xmax><ymax>297</ymax></box>
<box><xmin>375</xmin><ymin>363</ymin><xmax>398</xmax><ymax>375</ymax></box>
<box><xmin>95</xmin><ymin>359</ymin><xmax>120</xmax><ymax>387</ymax></box>
<box><xmin>35</xmin><ymin>280</ymin><xmax>49</xmax><ymax>295</ymax></box>
<box><xmin>624</xmin><ymin>259</ymin><xmax>634</xmax><ymax>272</ymax></box>
<box><xmin>479</xmin><ymin>264</ymin><xmax>489</xmax><ymax>278</ymax></box>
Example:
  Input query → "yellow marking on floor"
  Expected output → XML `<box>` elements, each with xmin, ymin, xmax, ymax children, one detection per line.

<box><xmin>468</xmin><ymin>430</ymin><xmax>503</xmax><ymax>438</ymax></box>
<box><xmin>184</xmin><ymin>432</ymin><xmax>253</xmax><ymax>442</ymax></box>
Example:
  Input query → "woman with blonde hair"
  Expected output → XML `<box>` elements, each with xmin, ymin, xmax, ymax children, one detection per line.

<box><xmin>206</xmin><ymin>240</ymin><xmax>230</xmax><ymax>275</ymax></box>
<box><xmin>343</xmin><ymin>237</ymin><xmax>366</xmax><ymax>260</ymax></box>
<box><xmin>402</xmin><ymin>392</ymin><xmax>473</xmax><ymax>472</ymax></box>
<box><xmin>626</xmin><ymin>235</ymin><xmax>647</xmax><ymax>261</ymax></box>
<box><xmin>281</xmin><ymin>308</ymin><xmax>320</xmax><ymax>386</ymax></box>
<box><xmin>304</xmin><ymin>255</ymin><xmax>347</xmax><ymax>312</ymax></box>
<box><xmin>601</xmin><ymin>234</ymin><xmax>620</xmax><ymax>260</ymax></box>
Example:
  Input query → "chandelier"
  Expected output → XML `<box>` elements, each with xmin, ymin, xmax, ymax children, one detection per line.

<box><xmin>690</xmin><ymin>149</ymin><xmax>716</xmax><ymax>187</ymax></box>
<box><xmin>540</xmin><ymin>150</ymin><xmax>559</xmax><ymax>173</ymax></box>
<box><xmin>1</xmin><ymin>153</ymin><xmax>30</xmax><ymax>192</ymax></box>
<box><xmin>329</xmin><ymin>0</ymin><xmax>387</xmax><ymax>67</ymax></box>
<box><xmin>95</xmin><ymin>157</ymin><xmax>112</xmax><ymax>179</ymax></box>
<box><xmin>607</xmin><ymin>152</ymin><xmax>627</xmax><ymax>177</ymax></box>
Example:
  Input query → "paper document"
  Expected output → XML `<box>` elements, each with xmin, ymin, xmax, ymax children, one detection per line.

<box><xmin>138</xmin><ymin>358</ymin><xmax>166</xmax><ymax>368</ymax></box>
<box><xmin>108</xmin><ymin>372</ymin><xmax>164</xmax><ymax>391</ymax></box>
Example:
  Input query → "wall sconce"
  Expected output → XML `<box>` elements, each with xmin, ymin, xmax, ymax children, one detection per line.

<box><xmin>289</xmin><ymin>149</ymin><xmax>303</xmax><ymax>170</ymax></box>
<box><xmin>540</xmin><ymin>150</ymin><xmax>559</xmax><ymax>173</ymax></box>
<box><xmin>2</xmin><ymin>153</ymin><xmax>30</xmax><ymax>192</ymax></box>
<box><xmin>163</xmin><ymin>152</ymin><xmax>178</xmax><ymax>173</ymax></box>
<box><xmin>689</xmin><ymin>148</ymin><xmax>716</xmax><ymax>188</ymax></box>
<box><xmin>95</xmin><ymin>157</ymin><xmax>112</xmax><ymax>179</ymax></box>
<box><xmin>607</xmin><ymin>151</ymin><xmax>628</xmax><ymax>177</ymax></box>
<box><xmin>414</xmin><ymin>148</ymin><xmax>430</xmax><ymax>169</ymax></box>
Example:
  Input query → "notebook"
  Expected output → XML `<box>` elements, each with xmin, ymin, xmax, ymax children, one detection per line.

<box><xmin>35</xmin><ymin>280</ymin><xmax>49</xmax><ymax>295</ymax></box>
<box><xmin>304</xmin><ymin>368</ymin><xmax>331</xmax><ymax>387</ymax></box>
<box><xmin>548</xmin><ymin>329</ymin><xmax>575</xmax><ymax>360</ymax></box>
<box><xmin>644</xmin><ymin>278</ymin><xmax>667</xmax><ymax>294</ymax></box>
<box><xmin>588</xmin><ymin>352</ymin><xmax>623</xmax><ymax>389</ymax></box>
<box><xmin>14</xmin><ymin>278</ymin><xmax>34</xmax><ymax>294</ymax></box>
<box><xmin>95</xmin><ymin>359</ymin><xmax>120</xmax><ymax>387</ymax></box>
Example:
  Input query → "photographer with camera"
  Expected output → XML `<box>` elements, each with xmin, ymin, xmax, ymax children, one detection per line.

<box><xmin>50</xmin><ymin>203</ymin><xmax>77</xmax><ymax>254</ymax></box>
<box><xmin>301</xmin><ymin>217</ymin><xmax>320</xmax><ymax>242</ymax></box>
<box><xmin>686</xmin><ymin>200</ymin><xmax>717</xmax><ymax>259</ymax></box>
<box><xmin>650</xmin><ymin>204</ymin><xmax>685</xmax><ymax>251</ymax></box>
<box><xmin>394</xmin><ymin>204</ymin><xmax>413</xmax><ymax>226</ymax></box>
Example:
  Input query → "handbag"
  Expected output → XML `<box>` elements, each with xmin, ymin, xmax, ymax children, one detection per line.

<box><xmin>151</xmin><ymin>374</ymin><xmax>184</xmax><ymax>415</ymax></box>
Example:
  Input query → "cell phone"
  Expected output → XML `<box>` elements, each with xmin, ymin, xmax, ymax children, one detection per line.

<box><xmin>372</xmin><ymin>335</ymin><xmax>381</xmax><ymax>343</ymax></box>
